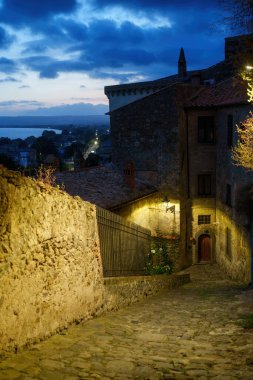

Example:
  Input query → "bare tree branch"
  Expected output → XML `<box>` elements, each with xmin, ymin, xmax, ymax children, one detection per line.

<box><xmin>221</xmin><ymin>0</ymin><xmax>253</xmax><ymax>33</ymax></box>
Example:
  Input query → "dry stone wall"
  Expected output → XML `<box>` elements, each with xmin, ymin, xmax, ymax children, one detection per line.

<box><xmin>104</xmin><ymin>273</ymin><xmax>190</xmax><ymax>311</ymax></box>
<box><xmin>0</xmin><ymin>166</ymin><xmax>104</xmax><ymax>355</ymax></box>
<box><xmin>0</xmin><ymin>167</ymin><xmax>190</xmax><ymax>357</ymax></box>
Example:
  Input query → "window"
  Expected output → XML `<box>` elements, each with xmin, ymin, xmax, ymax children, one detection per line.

<box><xmin>198</xmin><ymin>215</ymin><xmax>211</xmax><ymax>225</ymax></box>
<box><xmin>226</xmin><ymin>227</ymin><xmax>232</xmax><ymax>259</ymax></box>
<box><xmin>198</xmin><ymin>174</ymin><xmax>212</xmax><ymax>196</ymax></box>
<box><xmin>124</xmin><ymin>160</ymin><xmax>135</xmax><ymax>188</ymax></box>
<box><xmin>227</xmin><ymin>114</ymin><xmax>233</xmax><ymax>147</ymax></box>
<box><xmin>226</xmin><ymin>184</ymin><xmax>232</xmax><ymax>207</ymax></box>
<box><xmin>198</xmin><ymin>116</ymin><xmax>215</xmax><ymax>144</ymax></box>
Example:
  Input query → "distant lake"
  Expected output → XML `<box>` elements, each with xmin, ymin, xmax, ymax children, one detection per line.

<box><xmin>0</xmin><ymin>127</ymin><xmax>62</xmax><ymax>139</ymax></box>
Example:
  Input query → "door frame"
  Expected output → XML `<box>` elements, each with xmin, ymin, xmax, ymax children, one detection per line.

<box><xmin>194</xmin><ymin>229</ymin><xmax>216</xmax><ymax>264</ymax></box>
<box><xmin>198</xmin><ymin>233</ymin><xmax>211</xmax><ymax>262</ymax></box>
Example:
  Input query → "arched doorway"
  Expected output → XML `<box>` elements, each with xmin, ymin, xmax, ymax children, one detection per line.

<box><xmin>198</xmin><ymin>234</ymin><xmax>211</xmax><ymax>262</ymax></box>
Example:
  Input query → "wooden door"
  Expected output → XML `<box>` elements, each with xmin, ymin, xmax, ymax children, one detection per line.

<box><xmin>198</xmin><ymin>234</ymin><xmax>211</xmax><ymax>262</ymax></box>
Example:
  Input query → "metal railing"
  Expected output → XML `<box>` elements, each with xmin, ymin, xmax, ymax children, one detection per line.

<box><xmin>97</xmin><ymin>207</ymin><xmax>151</xmax><ymax>277</ymax></box>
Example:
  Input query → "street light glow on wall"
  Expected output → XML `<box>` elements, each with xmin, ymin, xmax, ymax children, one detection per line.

<box><xmin>163</xmin><ymin>196</ymin><xmax>176</xmax><ymax>213</ymax></box>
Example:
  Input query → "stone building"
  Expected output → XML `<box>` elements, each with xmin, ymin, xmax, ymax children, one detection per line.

<box><xmin>183</xmin><ymin>77</ymin><xmax>253</xmax><ymax>282</ymax></box>
<box><xmin>104</xmin><ymin>33</ymin><xmax>253</xmax><ymax>281</ymax></box>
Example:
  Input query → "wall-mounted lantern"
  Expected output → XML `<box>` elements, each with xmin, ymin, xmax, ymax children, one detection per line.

<box><xmin>163</xmin><ymin>196</ymin><xmax>175</xmax><ymax>213</ymax></box>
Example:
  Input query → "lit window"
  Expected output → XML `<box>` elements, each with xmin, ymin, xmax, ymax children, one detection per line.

<box><xmin>198</xmin><ymin>215</ymin><xmax>211</xmax><ymax>225</ymax></box>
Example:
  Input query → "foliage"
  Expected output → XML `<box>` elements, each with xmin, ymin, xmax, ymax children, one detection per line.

<box><xmin>35</xmin><ymin>165</ymin><xmax>57</xmax><ymax>186</ymax></box>
<box><xmin>221</xmin><ymin>0</ymin><xmax>253</xmax><ymax>33</ymax></box>
<box><xmin>231</xmin><ymin>31</ymin><xmax>253</xmax><ymax>171</ymax></box>
<box><xmin>63</xmin><ymin>142</ymin><xmax>85</xmax><ymax>158</ymax></box>
<box><xmin>35</xmin><ymin>165</ymin><xmax>64</xmax><ymax>190</ymax></box>
<box><xmin>145</xmin><ymin>234</ymin><xmax>174</xmax><ymax>275</ymax></box>
<box><xmin>232</xmin><ymin>114</ymin><xmax>253</xmax><ymax>170</ymax></box>
<box><xmin>31</xmin><ymin>136</ymin><xmax>58</xmax><ymax>164</ymax></box>
<box><xmin>0</xmin><ymin>137</ymin><xmax>12</xmax><ymax>145</ymax></box>
<box><xmin>42</xmin><ymin>130</ymin><xmax>57</xmax><ymax>139</ymax></box>
<box><xmin>241</xmin><ymin>67</ymin><xmax>253</xmax><ymax>103</ymax></box>
<box><xmin>85</xmin><ymin>152</ymin><xmax>100</xmax><ymax>167</ymax></box>
<box><xmin>0</xmin><ymin>154</ymin><xmax>18</xmax><ymax>170</ymax></box>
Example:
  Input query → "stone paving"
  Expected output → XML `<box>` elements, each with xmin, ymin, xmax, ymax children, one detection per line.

<box><xmin>1</xmin><ymin>264</ymin><xmax>253</xmax><ymax>380</ymax></box>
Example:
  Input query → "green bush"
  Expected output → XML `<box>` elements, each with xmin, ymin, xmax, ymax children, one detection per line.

<box><xmin>145</xmin><ymin>234</ymin><xmax>174</xmax><ymax>275</ymax></box>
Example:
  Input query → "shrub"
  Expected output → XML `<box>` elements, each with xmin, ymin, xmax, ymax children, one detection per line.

<box><xmin>145</xmin><ymin>234</ymin><xmax>174</xmax><ymax>275</ymax></box>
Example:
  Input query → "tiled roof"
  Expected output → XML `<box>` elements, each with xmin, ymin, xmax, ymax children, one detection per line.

<box><xmin>55</xmin><ymin>165</ymin><xmax>156</xmax><ymax>209</ymax></box>
<box><xmin>104</xmin><ymin>74</ymin><xmax>180</xmax><ymax>93</ymax></box>
<box><xmin>186</xmin><ymin>77</ymin><xmax>248</xmax><ymax>108</ymax></box>
<box><xmin>104</xmin><ymin>60</ymin><xmax>231</xmax><ymax>94</ymax></box>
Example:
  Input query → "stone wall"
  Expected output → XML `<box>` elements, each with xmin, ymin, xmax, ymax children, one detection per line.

<box><xmin>112</xmin><ymin>193</ymin><xmax>180</xmax><ymax>238</ymax></box>
<box><xmin>0</xmin><ymin>166</ymin><xmax>104</xmax><ymax>355</ymax></box>
<box><xmin>184</xmin><ymin>103</ymin><xmax>253</xmax><ymax>283</ymax></box>
<box><xmin>215</xmin><ymin>105</ymin><xmax>253</xmax><ymax>283</ymax></box>
<box><xmin>215</xmin><ymin>205</ymin><xmax>251</xmax><ymax>284</ymax></box>
<box><xmin>112</xmin><ymin>193</ymin><xmax>182</xmax><ymax>271</ymax></box>
<box><xmin>0</xmin><ymin>167</ymin><xmax>190</xmax><ymax>356</ymax></box>
<box><xmin>110</xmin><ymin>84</ymin><xmax>181</xmax><ymax>193</ymax></box>
<box><xmin>104</xmin><ymin>273</ymin><xmax>190</xmax><ymax>311</ymax></box>
<box><xmin>225</xmin><ymin>34</ymin><xmax>253</xmax><ymax>66</ymax></box>
<box><xmin>105</xmin><ymin>86</ymin><xmax>161</xmax><ymax>112</ymax></box>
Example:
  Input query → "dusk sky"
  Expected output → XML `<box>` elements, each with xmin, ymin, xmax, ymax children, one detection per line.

<box><xmin>0</xmin><ymin>0</ymin><xmax>232</xmax><ymax>116</ymax></box>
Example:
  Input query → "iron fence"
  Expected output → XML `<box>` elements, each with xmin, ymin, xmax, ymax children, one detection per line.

<box><xmin>97</xmin><ymin>207</ymin><xmax>151</xmax><ymax>277</ymax></box>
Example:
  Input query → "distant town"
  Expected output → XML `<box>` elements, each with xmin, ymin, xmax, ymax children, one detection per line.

<box><xmin>0</xmin><ymin>117</ymin><xmax>111</xmax><ymax>173</ymax></box>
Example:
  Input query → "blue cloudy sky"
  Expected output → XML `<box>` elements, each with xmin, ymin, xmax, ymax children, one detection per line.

<box><xmin>0</xmin><ymin>0</ymin><xmax>232</xmax><ymax>116</ymax></box>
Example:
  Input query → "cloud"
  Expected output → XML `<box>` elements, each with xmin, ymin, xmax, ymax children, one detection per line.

<box><xmin>26</xmin><ymin>102</ymin><xmax>108</xmax><ymax>116</ymax></box>
<box><xmin>0</xmin><ymin>57</ymin><xmax>18</xmax><ymax>73</ymax></box>
<box><xmin>0</xmin><ymin>100</ymin><xmax>43</xmax><ymax>106</ymax></box>
<box><xmin>80</xmin><ymin>85</ymin><xmax>86</xmax><ymax>88</ymax></box>
<box><xmin>91</xmin><ymin>0</ymin><xmax>219</xmax><ymax>11</ymax></box>
<box><xmin>0</xmin><ymin>76</ymin><xmax>20</xmax><ymax>83</ymax></box>
<box><xmin>21</xmin><ymin>20</ymin><xmax>171</xmax><ymax>79</ymax></box>
<box><xmin>0</xmin><ymin>26</ymin><xmax>14</xmax><ymax>48</ymax></box>
<box><xmin>0</xmin><ymin>0</ymin><xmax>227</xmax><ymax>88</ymax></box>
<box><xmin>0</xmin><ymin>0</ymin><xmax>79</xmax><ymax>27</ymax></box>
<box><xmin>18</xmin><ymin>85</ymin><xmax>30</xmax><ymax>89</ymax></box>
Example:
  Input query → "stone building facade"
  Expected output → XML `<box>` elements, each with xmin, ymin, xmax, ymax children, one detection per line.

<box><xmin>105</xmin><ymin>33</ymin><xmax>253</xmax><ymax>281</ymax></box>
<box><xmin>184</xmin><ymin>78</ymin><xmax>253</xmax><ymax>282</ymax></box>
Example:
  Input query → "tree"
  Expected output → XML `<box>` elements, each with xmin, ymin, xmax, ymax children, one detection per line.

<box><xmin>31</xmin><ymin>136</ymin><xmax>58</xmax><ymax>164</ymax></box>
<box><xmin>85</xmin><ymin>153</ymin><xmax>99</xmax><ymax>167</ymax></box>
<box><xmin>221</xmin><ymin>0</ymin><xmax>253</xmax><ymax>33</ymax></box>
<box><xmin>233</xmin><ymin>115</ymin><xmax>253</xmax><ymax>170</ymax></box>
<box><xmin>0</xmin><ymin>154</ymin><xmax>18</xmax><ymax>170</ymax></box>
<box><xmin>232</xmin><ymin>57</ymin><xmax>253</xmax><ymax>170</ymax></box>
<box><xmin>63</xmin><ymin>142</ymin><xmax>84</xmax><ymax>158</ymax></box>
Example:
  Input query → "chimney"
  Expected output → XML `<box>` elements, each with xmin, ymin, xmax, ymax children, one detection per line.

<box><xmin>178</xmin><ymin>47</ymin><xmax>187</xmax><ymax>78</ymax></box>
<box><xmin>191</xmin><ymin>73</ymin><xmax>201</xmax><ymax>85</ymax></box>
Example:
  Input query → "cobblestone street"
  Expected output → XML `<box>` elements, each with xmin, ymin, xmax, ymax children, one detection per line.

<box><xmin>1</xmin><ymin>264</ymin><xmax>253</xmax><ymax>380</ymax></box>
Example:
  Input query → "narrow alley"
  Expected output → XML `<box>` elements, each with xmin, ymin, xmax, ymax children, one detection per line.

<box><xmin>1</xmin><ymin>264</ymin><xmax>253</xmax><ymax>380</ymax></box>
